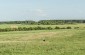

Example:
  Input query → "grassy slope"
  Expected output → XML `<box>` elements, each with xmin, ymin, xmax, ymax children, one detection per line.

<box><xmin>0</xmin><ymin>29</ymin><xmax>85</xmax><ymax>55</ymax></box>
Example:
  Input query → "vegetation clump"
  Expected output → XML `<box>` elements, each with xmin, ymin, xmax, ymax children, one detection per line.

<box><xmin>66</xmin><ymin>26</ymin><xmax>72</xmax><ymax>29</ymax></box>
<box><xmin>55</xmin><ymin>26</ymin><xmax>60</xmax><ymax>29</ymax></box>
<box><xmin>0</xmin><ymin>26</ymin><xmax>74</xmax><ymax>32</ymax></box>
<box><xmin>0</xmin><ymin>20</ymin><xmax>85</xmax><ymax>25</ymax></box>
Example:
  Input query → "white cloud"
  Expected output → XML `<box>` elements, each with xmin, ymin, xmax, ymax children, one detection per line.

<box><xmin>32</xmin><ymin>9</ymin><xmax>47</xmax><ymax>17</ymax></box>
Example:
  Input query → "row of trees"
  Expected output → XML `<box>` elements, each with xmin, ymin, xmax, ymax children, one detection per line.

<box><xmin>0</xmin><ymin>26</ymin><xmax>73</xmax><ymax>32</ymax></box>
<box><xmin>0</xmin><ymin>20</ymin><xmax>85</xmax><ymax>25</ymax></box>
<box><xmin>38</xmin><ymin>20</ymin><xmax>85</xmax><ymax>25</ymax></box>
<box><xmin>0</xmin><ymin>20</ymin><xmax>37</xmax><ymax>24</ymax></box>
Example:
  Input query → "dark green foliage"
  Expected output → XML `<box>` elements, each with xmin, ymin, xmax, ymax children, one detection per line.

<box><xmin>0</xmin><ymin>26</ymin><xmax>52</xmax><ymax>32</ymax></box>
<box><xmin>38</xmin><ymin>20</ymin><xmax>64</xmax><ymax>25</ymax></box>
<box><xmin>66</xmin><ymin>26</ymin><xmax>72</xmax><ymax>29</ymax></box>
<box><xmin>46</xmin><ymin>27</ymin><xmax>53</xmax><ymax>30</ymax></box>
<box><xmin>55</xmin><ymin>26</ymin><xmax>60</xmax><ymax>29</ymax></box>
<box><xmin>0</xmin><ymin>20</ymin><xmax>36</xmax><ymax>24</ymax></box>
<box><xmin>18</xmin><ymin>27</ymin><xmax>23</xmax><ymax>31</ymax></box>
<box><xmin>0</xmin><ymin>20</ymin><xmax>85</xmax><ymax>25</ymax></box>
<box><xmin>38</xmin><ymin>20</ymin><xmax>85</xmax><ymax>25</ymax></box>
<box><xmin>0</xmin><ymin>26</ymin><xmax>76</xmax><ymax>32</ymax></box>
<box><xmin>34</xmin><ymin>26</ymin><xmax>45</xmax><ymax>30</ymax></box>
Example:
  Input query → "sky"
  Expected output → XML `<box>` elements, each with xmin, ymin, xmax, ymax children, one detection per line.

<box><xmin>0</xmin><ymin>0</ymin><xmax>85</xmax><ymax>21</ymax></box>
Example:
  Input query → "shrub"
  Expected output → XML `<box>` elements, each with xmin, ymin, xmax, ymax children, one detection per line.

<box><xmin>22</xmin><ymin>27</ymin><xmax>28</xmax><ymax>31</ymax></box>
<box><xmin>66</xmin><ymin>26</ymin><xmax>72</xmax><ymax>29</ymax></box>
<box><xmin>18</xmin><ymin>27</ymin><xmax>23</xmax><ymax>31</ymax></box>
<box><xmin>28</xmin><ymin>27</ymin><xmax>34</xmax><ymax>30</ymax></box>
<box><xmin>55</xmin><ymin>26</ymin><xmax>60</xmax><ymax>29</ymax></box>
<box><xmin>34</xmin><ymin>26</ymin><xmax>43</xmax><ymax>30</ymax></box>
<box><xmin>46</xmin><ymin>27</ymin><xmax>53</xmax><ymax>30</ymax></box>
<box><xmin>38</xmin><ymin>26</ymin><xmax>44</xmax><ymax>30</ymax></box>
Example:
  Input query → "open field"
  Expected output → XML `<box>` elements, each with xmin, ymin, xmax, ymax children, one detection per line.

<box><xmin>0</xmin><ymin>28</ymin><xmax>85</xmax><ymax>55</ymax></box>
<box><xmin>0</xmin><ymin>24</ymin><xmax>85</xmax><ymax>55</ymax></box>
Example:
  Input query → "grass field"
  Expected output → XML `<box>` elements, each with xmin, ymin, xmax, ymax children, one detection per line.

<box><xmin>0</xmin><ymin>24</ymin><xmax>85</xmax><ymax>55</ymax></box>
<box><xmin>0</xmin><ymin>23</ymin><xmax>85</xmax><ymax>29</ymax></box>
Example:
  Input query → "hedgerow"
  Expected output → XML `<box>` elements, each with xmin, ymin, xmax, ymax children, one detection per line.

<box><xmin>0</xmin><ymin>26</ymin><xmax>73</xmax><ymax>32</ymax></box>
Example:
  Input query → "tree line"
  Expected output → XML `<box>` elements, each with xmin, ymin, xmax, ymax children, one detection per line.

<box><xmin>0</xmin><ymin>20</ymin><xmax>85</xmax><ymax>25</ymax></box>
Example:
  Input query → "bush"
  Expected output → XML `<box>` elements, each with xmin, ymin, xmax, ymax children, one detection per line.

<box><xmin>46</xmin><ymin>27</ymin><xmax>53</xmax><ymax>30</ymax></box>
<box><xmin>18</xmin><ymin>27</ymin><xmax>23</xmax><ymax>31</ymax></box>
<box><xmin>0</xmin><ymin>26</ymin><xmax>73</xmax><ymax>32</ymax></box>
<box><xmin>28</xmin><ymin>27</ymin><xmax>34</xmax><ymax>30</ymax></box>
<box><xmin>55</xmin><ymin>26</ymin><xmax>60</xmax><ymax>29</ymax></box>
<box><xmin>22</xmin><ymin>27</ymin><xmax>28</xmax><ymax>31</ymax></box>
<box><xmin>34</xmin><ymin>26</ymin><xmax>43</xmax><ymax>30</ymax></box>
<box><xmin>66</xmin><ymin>26</ymin><xmax>72</xmax><ymax>29</ymax></box>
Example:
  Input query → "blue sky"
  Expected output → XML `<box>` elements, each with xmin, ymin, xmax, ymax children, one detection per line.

<box><xmin>0</xmin><ymin>0</ymin><xmax>85</xmax><ymax>21</ymax></box>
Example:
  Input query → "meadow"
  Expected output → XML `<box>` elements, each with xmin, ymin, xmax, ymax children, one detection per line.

<box><xmin>0</xmin><ymin>24</ymin><xmax>85</xmax><ymax>55</ymax></box>
<box><xmin>0</xmin><ymin>23</ymin><xmax>85</xmax><ymax>29</ymax></box>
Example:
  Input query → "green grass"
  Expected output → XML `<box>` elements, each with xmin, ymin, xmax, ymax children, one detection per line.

<box><xmin>0</xmin><ymin>24</ymin><xmax>85</xmax><ymax>55</ymax></box>
<box><xmin>0</xmin><ymin>23</ymin><xmax>85</xmax><ymax>29</ymax></box>
<box><xmin>0</xmin><ymin>29</ymin><xmax>85</xmax><ymax>55</ymax></box>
